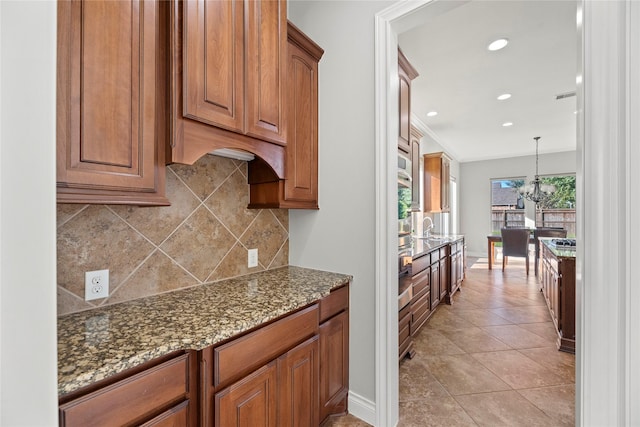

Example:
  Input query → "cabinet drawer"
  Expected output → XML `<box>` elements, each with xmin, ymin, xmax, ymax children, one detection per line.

<box><xmin>59</xmin><ymin>353</ymin><xmax>191</xmax><ymax>427</ymax></box>
<box><xmin>214</xmin><ymin>304</ymin><xmax>319</xmax><ymax>387</ymax></box>
<box><xmin>412</xmin><ymin>253</ymin><xmax>431</xmax><ymax>274</ymax></box>
<box><xmin>398</xmin><ymin>309</ymin><xmax>411</xmax><ymax>356</ymax></box>
<box><xmin>140</xmin><ymin>401</ymin><xmax>189</xmax><ymax>427</ymax></box>
<box><xmin>410</xmin><ymin>291</ymin><xmax>431</xmax><ymax>335</ymax></box>
<box><xmin>412</xmin><ymin>268</ymin><xmax>430</xmax><ymax>297</ymax></box>
<box><xmin>319</xmin><ymin>284</ymin><xmax>349</xmax><ymax>322</ymax></box>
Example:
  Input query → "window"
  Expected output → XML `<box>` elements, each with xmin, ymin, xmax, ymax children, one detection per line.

<box><xmin>490</xmin><ymin>178</ymin><xmax>525</xmax><ymax>233</ymax></box>
<box><xmin>535</xmin><ymin>175</ymin><xmax>576</xmax><ymax>236</ymax></box>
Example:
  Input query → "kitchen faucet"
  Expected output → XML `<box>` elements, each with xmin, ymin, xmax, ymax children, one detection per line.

<box><xmin>423</xmin><ymin>216</ymin><xmax>435</xmax><ymax>237</ymax></box>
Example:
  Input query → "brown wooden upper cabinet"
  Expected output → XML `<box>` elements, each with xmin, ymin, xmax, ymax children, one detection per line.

<box><xmin>183</xmin><ymin>0</ymin><xmax>286</xmax><ymax>145</ymax></box>
<box><xmin>423</xmin><ymin>152</ymin><xmax>451</xmax><ymax>213</ymax></box>
<box><xmin>168</xmin><ymin>0</ymin><xmax>287</xmax><ymax>179</ymax></box>
<box><xmin>56</xmin><ymin>0</ymin><xmax>169</xmax><ymax>205</ymax></box>
<box><xmin>247</xmin><ymin>22</ymin><xmax>324</xmax><ymax>209</ymax></box>
<box><xmin>398</xmin><ymin>49</ymin><xmax>419</xmax><ymax>155</ymax></box>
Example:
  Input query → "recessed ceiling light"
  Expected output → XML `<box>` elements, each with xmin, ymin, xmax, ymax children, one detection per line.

<box><xmin>427</xmin><ymin>111</ymin><xmax>438</xmax><ymax>117</ymax></box>
<box><xmin>488</xmin><ymin>38</ymin><xmax>509</xmax><ymax>51</ymax></box>
<box><xmin>497</xmin><ymin>93</ymin><xmax>512</xmax><ymax>101</ymax></box>
<box><xmin>502</xmin><ymin>122</ymin><xmax>513</xmax><ymax>127</ymax></box>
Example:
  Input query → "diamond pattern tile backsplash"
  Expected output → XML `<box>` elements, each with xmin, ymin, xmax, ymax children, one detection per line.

<box><xmin>56</xmin><ymin>155</ymin><xmax>289</xmax><ymax>316</ymax></box>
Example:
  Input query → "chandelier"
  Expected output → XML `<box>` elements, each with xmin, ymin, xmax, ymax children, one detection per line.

<box><xmin>519</xmin><ymin>137</ymin><xmax>555</xmax><ymax>207</ymax></box>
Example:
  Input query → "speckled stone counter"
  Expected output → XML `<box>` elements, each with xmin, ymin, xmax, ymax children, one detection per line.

<box><xmin>539</xmin><ymin>237</ymin><xmax>577</xmax><ymax>258</ymax></box>
<box><xmin>412</xmin><ymin>234</ymin><xmax>465</xmax><ymax>258</ymax></box>
<box><xmin>58</xmin><ymin>266</ymin><xmax>351</xmax><ymax>396</ymax></box>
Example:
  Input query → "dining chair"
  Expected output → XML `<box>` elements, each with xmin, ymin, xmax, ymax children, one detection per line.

<box><xmin>533</xmin><ymin>227</ymin><xmax>568</xmax><ymax>276</ymax></box>
<box><xmin>500</xmin><ymin>228</ymin><xmax>531</xmax><ymax>275</ymax></box>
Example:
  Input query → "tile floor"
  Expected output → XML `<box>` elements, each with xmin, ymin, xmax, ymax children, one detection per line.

<box><xmin>324</xmin><ymin>256</ymin><xmax>575</xmax><ymax>427</ymax></box>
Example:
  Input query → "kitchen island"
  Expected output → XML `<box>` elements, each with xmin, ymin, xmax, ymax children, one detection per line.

<box><xmin>57</xmin><ymin>266</ymin><xmax>351</xmax><ymax>426</ymax></box>
<box><xmin>539</xmin><ymin>238</ymin><xmax>576</xmax><ymax>353</ymax></box>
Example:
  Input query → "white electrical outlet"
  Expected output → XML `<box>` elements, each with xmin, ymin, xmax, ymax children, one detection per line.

<box><xmin>248</xmin><ymin>249</ymin><xmax>258</xmax><ymax>268</ymax></box>
<box><xmin>85</xmin><ymin>269</ymin><xmax>109</xmax><ymax>301</ymax></box>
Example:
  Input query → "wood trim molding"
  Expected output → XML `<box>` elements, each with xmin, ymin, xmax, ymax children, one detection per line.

<box><xmin>378</xmin><ymin>0</ymin><xmax>639</xmax><ymax>426</ymax></box>
<box><xmin>374</xmin><ymin>5</ymin><xmax>401</xmax><ymax>426</ymax></box>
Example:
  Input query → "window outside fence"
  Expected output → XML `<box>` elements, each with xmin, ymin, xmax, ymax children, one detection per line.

<box><xmin>490</xmin><ymin>176</ymin><xmax>576</xmax><ymax>237</ymax></box>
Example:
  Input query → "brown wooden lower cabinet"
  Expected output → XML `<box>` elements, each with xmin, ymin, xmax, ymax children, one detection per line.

<box><xmin>320</xmin><ymin>310</ymin><xmax>349</xmax><ymax>422</ymax></box>
<box><xmin>215</xmin><ymin>361</ymin><xmax>277</xmax><ymax>427</ymax></box>
<box><xmin>398</xmin><ymin>301</ymin><xmax>413</xmax><ymax>362</ymax></box>
<box><xmin>400</xmin><ymin>238</ymin><xmax>466</xmax><ymax>362</ymax></box>
<box><xmin>279</xmin><ymin>336</ymin><xmax>320</xmax><ymax>427</ymax></box>
<box><xmin>59</xmin><ymin>352</ymin><xmax>198</xmax><ymax>427</ymax></box>
<box><xmin>60</xmin><ymin>284</ymin><xmax>350</xmax><ymax>427</ymax></box>
<box><xmin>446</xmin><ymin>240</ymin><xmax>465</xmax><ymax>304</ymax></box>
<box><xmin>540</xmin><ymin>241</ymin><xmax>576</xmax><ymax>353</ymax></box>
<box><xmin>430</xmin><ymin>259</ymin><xmax>440</xmax><ymax>310</ymax></box>
<box><xmin>214</xmin><ymin>335</ymin><xmax>319</xmax><ymax>427</ymax></box>
<box><xmin>410</xmin><ymin>267</ymin><xmax>431</xmax><ymax>336</ymax></box>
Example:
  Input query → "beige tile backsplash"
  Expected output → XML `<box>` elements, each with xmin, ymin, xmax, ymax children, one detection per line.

<box><xmin>57</xmin><ymin>155</ymin><xmax>289</xmax><ymax>316</ymax></box>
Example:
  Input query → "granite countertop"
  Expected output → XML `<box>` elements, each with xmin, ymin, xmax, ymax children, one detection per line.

<box><xmin>57</xmin><ymin>266</ymin><xmax>352</xmax><ymax>397</ymax></box>
<box><xmin>412</xmin><ymin>234</ymin><xmax>465</xmax><ymax>258</ymax></box>
<box><xmin>539</xmin><ymin>237</ymin><xmax>577</xmax><ymax>259</ymax></box>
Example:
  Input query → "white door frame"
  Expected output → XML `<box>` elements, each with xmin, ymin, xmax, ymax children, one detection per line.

<box><xmin>375</xmin><ymin>1</ymin><xmax>639</xmax><ymax>425</ymax></box>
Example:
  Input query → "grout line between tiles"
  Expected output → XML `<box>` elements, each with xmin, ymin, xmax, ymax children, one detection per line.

<box><xmin>56</xmin><ymin>204</ymin><xmax>90</xmax><ymax>229</ymax></box>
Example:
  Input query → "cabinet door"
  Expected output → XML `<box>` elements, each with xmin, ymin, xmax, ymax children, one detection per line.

<box><xmin>182</xmin><ymin>0</ymin><xmax>285</xmax><ymax>146</ymax></box>
<box><xmin>278</xmin><ymin>336</ymin><xmax>319</xmax><ymax>427</ymax></box>
<box><xmin>245</xmin><ymin>0</ymin><xmax>287</xmax><ymax>144</ymax></box>
<box><xmin>410</xmin><ymin>128</ymin><xmax>423</xmax><ymax>211</ymax></box>
<box><xmin>423</xmin><ymin>155</ymin><xmax>442</xmax><ymax>212</ymax></box>
<box><xmin>57</xmin><ymin>0</ymin><xmax>167</xmax><ymax>205</ymax></box>
<box><xmin>398</xmin><ymin>66</ymin><xmax>411</xmax><ymax>153</ymax></box>
<box><xmin>450</xmin><ymin>253</ymin><xmax>458</xmax><ymax>289</ymax></box>
<box><xmin>441</xmin><ymin>156</ymin><xmax>451</xmax><ymax>212</ymax></box>
<box><xmin>430</xmin><ymin>262</ymin><xmax>440</xmax><ymax>309</ymax></box>
<box><xmin>398</xmin><ymin>49</ymin><xmax>418</xmax><ymax>154</ymax></box>
<box><xmin>141</xmin><ymin>401</ymin><xmax>189</xmax><ymax>427</ymax></box>
<box><xmin>320</xmin><ymin>311</ymin><xmax>349</xmax><ymax>422</ymax></box>
<box><xmin>284</xmin><ymin>26</ymin><xmax>320</xmax><ymax>206</ymax></box>
<box><xmin>215</xmin><ymin>362</ymin><xmax>278</xmax><ymax>427</ymax></box>
<box><xmin>439</xmin><ymin>257</ymin><xmax>448</xmax><ymax>300</ymax></box>
<box><xmin>183</xmin><ymin>0</ymin><xmax>244</xmax><ymax>133</ymax></box>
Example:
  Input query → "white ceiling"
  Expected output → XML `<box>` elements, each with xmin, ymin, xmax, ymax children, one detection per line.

<box><xmin>398</xmin><ymin>0</ymin><xmax>578</xmax><ymax>163</ymax></box>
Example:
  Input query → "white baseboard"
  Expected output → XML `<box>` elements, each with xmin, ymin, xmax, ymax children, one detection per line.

<box><xmin>467</xmin><ymin>251</ymin><xmax>485</xmax><ymax>258</ymax></box>
<box><xmin>348</xmin><ymin>391</ymin><xmax>376</xmax><ymax>426</ymax></box>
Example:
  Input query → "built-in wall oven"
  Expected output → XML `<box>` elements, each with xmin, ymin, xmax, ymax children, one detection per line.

<box><xmin>398</xmin><ymin>153</ymin><xmax>413</xmax><ymax>309</ymax></box>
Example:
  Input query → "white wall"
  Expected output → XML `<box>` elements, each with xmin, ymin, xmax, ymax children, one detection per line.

<box><xmin>287</xmin><ymin>0</ymin><xmax>393</xmax><ymax>420</ymax></box>
<box><xmin>460</xmin><ymin>150</ymin><xmax>576</xmax><ymax>256</ymax></box>
<box><xmin>0</xmin><ymin>1</ymin><xmax>58</xmax><ymax>424</ymax></box>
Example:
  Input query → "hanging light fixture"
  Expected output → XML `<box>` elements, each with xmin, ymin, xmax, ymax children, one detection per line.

<box><xmin>519</xmin><ymin>137</ymin><xmax>555</xmax><ymax>207</ymax></box>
